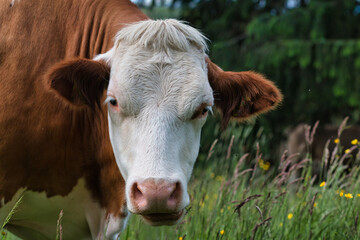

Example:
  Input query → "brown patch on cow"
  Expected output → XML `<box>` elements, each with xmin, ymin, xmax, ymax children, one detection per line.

<box><xmin>44</xmin><ymin>57</ymin><xmax>126</xmax><ymax>216</ymax></box>
<box><xmin>0</xmin><ymin>0</ymin><xmax>148</xmax><ymax>217</ymax></box>
<box><xmin>206</xmin><ymin>58</ymin><xmax>283</xmax><ymax>128</ymax></box>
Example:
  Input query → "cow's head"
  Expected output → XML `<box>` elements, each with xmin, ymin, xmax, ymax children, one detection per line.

<box><xmin>47</xmin><ymin>19</ymin><xmax>282</xmax><ymax>226</ymax></box>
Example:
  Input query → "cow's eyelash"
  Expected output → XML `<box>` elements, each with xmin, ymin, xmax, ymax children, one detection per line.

<box><xmin>191</xmin><ymin>103</ymin><xmax>213</xmax><ymax>120</ymax></box>
<box><xmin>104</xmin><ymin>96</ymin><xmax>115</xmax><ymax>104</ymax></box>
<box><xmin>207</xmin><ymin>106</ymin><xmax>213</xmax><ymax>115</ymax></box>
<box><xmin>105</xmin><ymin>96</ymin><xmax>119</xmax><ymax>108</ymax></box>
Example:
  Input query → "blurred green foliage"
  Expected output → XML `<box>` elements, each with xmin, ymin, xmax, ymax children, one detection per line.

<box><xmin>138</xmin><ymin>0</ymin><xmax>360</xmax><ymax>161</ymax></box>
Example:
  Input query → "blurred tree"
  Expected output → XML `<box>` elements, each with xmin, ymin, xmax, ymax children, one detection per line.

<box><xmin>240</xmin><ymin>0</ymin><xmax>360</xmax><ymax>126</ymax></box>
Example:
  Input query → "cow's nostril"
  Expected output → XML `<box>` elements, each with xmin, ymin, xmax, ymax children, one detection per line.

<box><xmin>131</xmin><ymin>182</ymin><xmax>144</xmax><ymax>202</ymax></box>
<box><xmin>168</xmin><ymin>181</ymin><xmax>182</xmax><ymax>207</ymax></box>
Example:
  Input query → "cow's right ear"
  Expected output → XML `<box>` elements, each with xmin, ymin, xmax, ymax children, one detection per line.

<box><xmin>46</xmin><ymin>58</ymin><xmax>110</xmax><ymax>109</ymax></box>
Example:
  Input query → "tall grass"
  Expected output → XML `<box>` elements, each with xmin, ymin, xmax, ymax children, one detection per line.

<box><xmin>2</xmin><ymin>119</ymin><xmax>360</xmax><ymax>239</ymax></box>
<box><xmin>121</xmin><ymin>119</ymin><xmax>360</xmax><ymax>239</ymax></box>
<box><xmin>1</xmin><ymin>195</ymin><xmax>23</xmax><ymax>240</ymax></box>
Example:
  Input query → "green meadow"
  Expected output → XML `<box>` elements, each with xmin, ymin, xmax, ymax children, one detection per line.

<box><xmin>2</xmin><ymin>119</ymin><xmax>360</xmax><ymax>240</ymax></box>
<box><xmin>120</xmin><ymin>121</ymin><xmax>360</xmax><ymax>240</ymax></box>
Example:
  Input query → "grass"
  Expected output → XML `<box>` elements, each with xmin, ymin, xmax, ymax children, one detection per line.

<box><xmin>120</xmin><ymin>158</ymin><xmax>360</xmax><ymax>239</ymax></box>
<box><xmin>2</xmin><ymin>119</ymin><xmax>360</xmax><ymax>239</ymax></box>
<box><xmin>1</xmin><ymin>195</ymin><xmax>23</xmax><ymax>240</ymax></box>
<box><xmin>120</xmin><ymin>119</ymin><xmax>360</xmax><ymax>240</ymax></box>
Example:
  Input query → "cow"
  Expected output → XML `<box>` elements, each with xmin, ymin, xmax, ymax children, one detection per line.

<box><xmin>0</xmin><ymin>0</ymin><xmax>282</xmax><ymax>239</ymax></box>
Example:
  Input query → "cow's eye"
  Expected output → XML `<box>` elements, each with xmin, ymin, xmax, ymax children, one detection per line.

<box><xmin>202</xmin><ymin>106</ymin><xmax>211</xmax><ymax>115</ymax></box>
<box><xmin>109</xmin><ymin>99</ymin><xmax>117</xmax><ymax>107</ymax></box>
<box><xmin>192</xmin><ymin>103</ymin><xmax>213</xmax><ymax>120</ymax></box>
<box><xmin>106</xmin><ymin>96</ymin><xmax>119</xmax><ymax>111</ymax></box>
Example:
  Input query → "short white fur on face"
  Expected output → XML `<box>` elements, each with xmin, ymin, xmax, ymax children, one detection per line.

<box><xmin>96</xmin><ymin>19</ymin><xmax>213</xmax><ymax>215</ymax></box>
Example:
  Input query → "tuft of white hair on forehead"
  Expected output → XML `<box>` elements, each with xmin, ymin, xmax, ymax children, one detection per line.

<box><xmin>115</xmin><ymin>19</ymin><xmax>208</xmax><ymax>53</ymax></box>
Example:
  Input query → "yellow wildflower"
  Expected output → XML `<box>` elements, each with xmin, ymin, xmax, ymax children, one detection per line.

<box><xmin>179</xmin><ymin>237</ymin><xmax>183</xmax><ymax>240</ymax></box>
<box><xmin>263</xmin><ymin>162</ymin><xmax>270</xmax><ymax>171</ymax></box>
<box><xmin>259</xmin><ymin>159</ymin><xmax>264</xmax><ymax>169</ymax></box>
<box><xmin>279</xmin><ymin>222</ymin><xmax>283</xmax><ymax>227</ymax></box>
<box><xmin>313</xmin><ymin>202</ymin><xmax>317</xmax><ymax>207</ymax></box>
<box><xmin>345</xmin><ymin>193</ymin><xmax>353</xmax><ymax>199</ymax></box>
<box><xmin>288</xmin><ymin>213</ymin><xmax>293</xmax><ymax>220</ymax></box>
<box><xmin>259</xmin><ymin>159</ymin><xmax>270</xmax><ymax>171</ymax></box>
<box><xmin>227</xmin><ymin>206</ymin><xmax>231</xmax><ymax>210</ymax></box>
<box><xmin>334</xmin><ymin>138</ymin><xmax>340</xmax><ymax>144</ymax></box>
<box><xmin>340</xmin><ymin>190</ymin><xmax>344</xmax><ymax>197</ymax></box>
<box><xmin>220</xmin><ymin>230</ymin><xmax>225</xmax><ymax>235</ymax></box>
<box><xmin>220</xmin><ymin>208</ymin><xmax>224</xmax><ymax>213</ymax></box>
<box><xmin>210</xmin><ymin>172</ymin><xmax>215</xmax><ymax>178</ymax></box>
<box><xmin>357</xmin><ymin>194</ymin><xmax>360</xmax><ymax>197</ymax></box>
<box><xmin>351</xmin><ymin>139</ymin><xmax>358</xmax><ymax>145</ymax></box>
<box><xmin>320</xmin><ymin>181</ymin><xmax>326</xmax><ymax>187</ymax></box>
<box><xmin>216</xmin><ymin>175</ymin><xmax>224</xmax><ymax>182</ymax></box>
<box><xmin>345</xmin><ymin>149</ymin><xmax>350</xmax><ymax>154</ymax></box>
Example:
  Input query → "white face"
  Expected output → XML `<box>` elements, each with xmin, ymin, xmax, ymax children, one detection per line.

<box><xmin>101</xmin><ymin>42</ymin><xmax>213</xmax><ymax>225</ymax></box>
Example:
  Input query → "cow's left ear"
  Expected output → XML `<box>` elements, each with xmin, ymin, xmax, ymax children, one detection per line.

<box><xmin>206</xmin><ymin>58</ymin><xmax>282</xmax><ymax>128</ymax></box>
<box><xmin>46</xmin><ymin>58</ymin><xmax>110</xmax><ymax>109</ymax></box>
